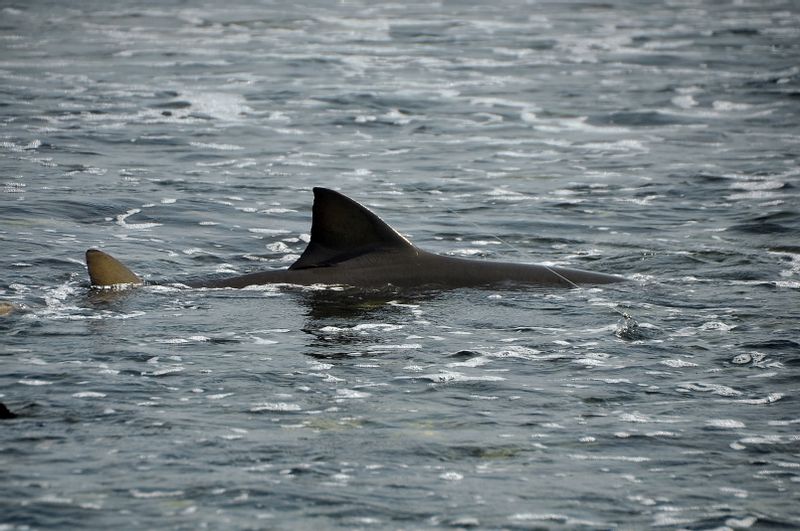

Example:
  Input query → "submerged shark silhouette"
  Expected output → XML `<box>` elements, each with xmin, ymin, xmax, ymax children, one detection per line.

<box><xmin>86</xmin><ymin>187</ymin><xmax>623</xmax><ymax>289</ymax></box>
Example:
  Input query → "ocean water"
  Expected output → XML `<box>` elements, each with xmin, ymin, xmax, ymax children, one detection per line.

<box><xmin>1</xmin><ymin>0</ymin><xmax>799</xmax><ymax>529</ymax></box>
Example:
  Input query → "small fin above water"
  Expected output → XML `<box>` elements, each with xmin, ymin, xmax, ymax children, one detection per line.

<box><xmin>0</xmin><ymin>402</ymin><xmax>17</xmax><ymax>419</ymax></box>
<box><xmin>290</xmin><ymin>187</ymin><xmax>415</xmax><ymax>269</ymax></box>
<box><xmin>0</xmin><ymin>301</ymin><xmax>16</xmax><ymax>317</ymax></box>
<box><xmin>85</xmin><ymin>249</ymin><xmax>142</xmax><ymax>288</ymax></box>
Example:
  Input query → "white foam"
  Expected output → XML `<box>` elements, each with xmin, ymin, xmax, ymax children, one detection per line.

<box><xmin>187</xmin><ymin>92</ymin><xmax>251</xmax><ymax>121</ymax></box>
<box><xmin>266</xmin><ymin>242</ymin><xmax>292</xmax><ymax>253</ymax></box>
<box><xmin>248</xmin><ymin>228</ymin><xmax>292</xmax><ymax>235</ymax></box>
<box><xmin>116</xmin><ymin>208</ymin><xmax>162</xmax><ymax>230</ymax></box>
<box><xmin>706</xmin><ymin>419</ymin><xmax>745</xmax><ymax>429</ymax></box>
<box><xmin>335</xmin><ymin>389</ymin><xmax>370</xmax><ymax>399</ymax></box>
<box><xmin>72</xmin><ymin>391</ymin><xmax>107</xmax><ymax>398</ymax></box>
<box><xmin>660</xmin><ymin>359</ymin><xmax>698</xmax><ymax>368</ymax></box>
<box><xmin>619</xmin><ymin>412</ymin><xmax>650</xmax><ymax>423</ymax></box>
<box><xmin>251</xmin><ymin>336</ymin><xmax>278</xmax><ymax>345</ymax></box>
<box><xmin>671</xmin><ymin>94</ymin><xmax>697</xmax><ymax>109</ymax></box>
<box><xmin>190</xmin><ymin>141</ymin><xmax>244</xmax><ymax>151</ymax></box>
<box><xmin>18</xmin><ymin>379</ymin><xmax>53</xmax><ymax>386</ymax></box>
<box><xmin>366</xmin><ymin>344</ymin><xmax>421</xmax><ymax>351</ymax></box>
<box><xmin>677</xmin><ymin>382</ymin><xmax>742</xmax><ymax>397</ymax></box>
<box><xmin>130</xmin><ymin>490</ymin><xmax>184</xmax><ymax>499</ymax></box>
<box><xmin>726</xmin><ymin>516</ymin><xmax>757</xmax><ymax>528</ymax></box>
<box><xmin>734</xmin><ymin>393</ymin><xmax>784</xmax><ymax>405</ymax></box>
<box><xmin>712</xmin><ymin>100</ymin><xmax>752</xmax><ymax>111</ymax></box>
<box><xmin>148</xmin><ymin>366</ymin><xmax>184</xmax><ymax>376</ymax></box>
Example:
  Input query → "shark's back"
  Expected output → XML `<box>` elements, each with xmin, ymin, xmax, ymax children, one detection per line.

<box><xmin>85</xmin><ymin>188</ymin><xmax>623</xmax><ymax>289</ymax></box>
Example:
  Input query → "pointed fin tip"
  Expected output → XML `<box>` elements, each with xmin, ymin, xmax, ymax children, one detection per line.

<box><xmin>0</xmin><ymin>402</ymin><xmax>16</xmax><ymax>419</ymax></box>
<box><xmin>290</xmin><ymin>188</ymin><xmax>414</xmax><ymax>269</ymax></box>
<box><xmin>85</xmin><ymin>249</ymin><xmax>142</xmax><ymax>288</ymax></box>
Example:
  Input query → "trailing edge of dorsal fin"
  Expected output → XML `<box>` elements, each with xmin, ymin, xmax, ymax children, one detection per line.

<box><xmin>290</xmin><ymin>188</ymin><xmax>415</xmax><ymax>270</ymax></box>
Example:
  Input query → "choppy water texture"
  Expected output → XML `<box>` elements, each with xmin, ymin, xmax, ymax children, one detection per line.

<box><xmin>2</xmin><ymin>0</ymin><xmax>799</xmax><ymax>529</ymax></box>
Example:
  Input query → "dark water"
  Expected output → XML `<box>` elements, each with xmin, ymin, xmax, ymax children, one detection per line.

<box><xmin>2</xmin><ymin>0</ymin><xmax>799</xmax><ymax>529</ymax></box>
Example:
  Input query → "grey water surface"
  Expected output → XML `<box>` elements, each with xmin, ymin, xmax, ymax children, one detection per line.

<box><xmin>1</xmin><ymin>0</ymin><xmax>799</xmax><ymax>529</ymax></box>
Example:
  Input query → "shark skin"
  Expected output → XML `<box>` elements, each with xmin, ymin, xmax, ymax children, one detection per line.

<box><xmin>86</xmin><ymin>187</ymin><xmax>624</xmax><ymax>290</ymax></box>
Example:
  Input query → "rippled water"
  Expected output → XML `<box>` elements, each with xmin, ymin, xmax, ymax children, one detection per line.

<box><xmin>2</xmin><ymin>0</ymin><xmax>799</xmax><ymax>529</ymax></box>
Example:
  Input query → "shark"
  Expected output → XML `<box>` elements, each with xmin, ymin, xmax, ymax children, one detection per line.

<box><xmin>86</xmin><ymin>187</ymin><xmax>624</xmax><ymax>290</ymax></box>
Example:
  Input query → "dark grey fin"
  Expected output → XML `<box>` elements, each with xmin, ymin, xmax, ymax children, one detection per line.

<box><xmin>290</xmin><ymin>188</ymin><xmax>415</xmax><ymax>270</ymax></box>
<box><xmin>0</xmin><ymin>402</ymin><xmax>17</xmax><ymax>419</ymax></box>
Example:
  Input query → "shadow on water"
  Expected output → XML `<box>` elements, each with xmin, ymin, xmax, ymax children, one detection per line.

<box><xmin>84</xmin><ymin>287</ymin><xmax>139</xmax><ymax>308</ymax></box>
<box><xmin>294</xmin><ymin>288</ymin><xmax>437</xmax><ymax>358</ymax></box>
<box><xmin>298</xmin><ymin>288</ymin><xmax>409</xmax><ymax>321</ymax></box>
<box><xmin>81</xmin><ymin>282</ymin><xmax>435</xmax><ymax>357</ymax></box>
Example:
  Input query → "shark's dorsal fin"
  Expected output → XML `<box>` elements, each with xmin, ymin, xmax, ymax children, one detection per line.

<box><xmin>290</xmin><ymin>188</ymin><xmax>414</xmax><ymax>270</ymax></box>
<box><xmin>86</xmin><ymin>249</ymin><xmax>143</xmax><ymax>287</ymax></box>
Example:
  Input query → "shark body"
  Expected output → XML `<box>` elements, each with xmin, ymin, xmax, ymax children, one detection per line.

<box><xmin>86</xmin><ymin>188</ymin><xmax>623</xmax><ymax>290</ymax></box>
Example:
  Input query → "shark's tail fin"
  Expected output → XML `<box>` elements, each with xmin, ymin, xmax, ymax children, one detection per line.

<box><xmin>85</xmin><ymin>249</ymin><xmax>142</xmax><ymax>288</ymax></box>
